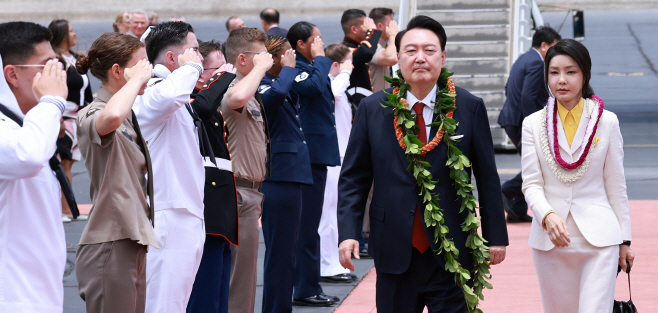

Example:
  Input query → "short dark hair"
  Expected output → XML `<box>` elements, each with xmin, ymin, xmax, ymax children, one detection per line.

<box><xmin>225</xmin><ymin>27</ymin><xmax>267</xmax><ymax>64</ymax></box>
<box><xmin>198</xmin><ymin>40</ymin><xmax>222</xmax><ymax>60</ymax></box>
<box><xmin>544</xmin><ymin>39</ymin><xmax>594</xmax><ymax>99</ymax></box>
<box><xmin>395</xmin><ymin>15</ymin><xmax>447</xmax><ymax>53</ymax></box>
<box><xmin>260</xmin><ymin>9</ymin><xmax>280</xmax><ymax>25</ymax></box>
<box><xmin>369</xmin><ymin>8</ymin><xmax>394</xmax><ymax>25</ymax></box>
<box><xmin>341</xmin><ymin>9</ymin><xmax>367</xmax><ymax>34</ymax></box>
<box><xmin>144</xmin><ymin>21</ymin><xmax>194</xmax><ymax>63</ymax></box>
<box><xmin>0</xmin><ymin>21</ymin><xmax>52</xmax><ymax>66</ymax></box>
<box><xmin>532</xmin><ymin>26</ymin><xmax>562</xmax><ymax>48</ymax></box>
<box><xmin>325</xmin><ymin>43</ymin><xmax>350</xmax><ymax>63</ymax></box>
<box><xmin>287</xmin><ymin>21</ymin><xmax>316</xmax><ymax>50</ymax></box>
<box><xmin>225</xmin><ymin>16</ymin><xmax>239</xmax><ymax>32</ymax></box>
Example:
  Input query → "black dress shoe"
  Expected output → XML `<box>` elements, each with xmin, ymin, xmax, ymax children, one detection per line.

<box><xmin>320</xmin><ymin>292</ymin><xmax>340</xmax><ymax>303</ymax></box>
<box><xmin>292</xmin><ymin>295</ymin><xmax>334</xmax><ymax>306</ymax></box>
<box><xmin>506</xmin><ymin>214</ymin><xmax>533</xmax><ymax>223</ymax></box>
<box><xmin>320</xmin><ymin>273</ymin><xmax>354</xmax><ymax>283</ymax></box>
<box><xmin>346</xmin><ymin>272</ymin><xmax>358</xmax><ymax>280</ymax></box>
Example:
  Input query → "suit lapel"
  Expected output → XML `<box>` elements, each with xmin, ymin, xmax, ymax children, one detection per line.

<box><xmin>381</xmin><ymin>105</ymin><xmax>417</xmax><ymax>180</ymax></box>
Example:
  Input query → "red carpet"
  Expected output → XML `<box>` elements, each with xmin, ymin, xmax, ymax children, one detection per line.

<box><xmin>336</xmin><ymin>200</ymin><xmax>657</xmax><ymax>312</ymax></box>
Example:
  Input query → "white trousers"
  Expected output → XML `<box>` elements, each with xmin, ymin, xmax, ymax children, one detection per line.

<box><xmin>145</xmin><ymin>209</ymin><xmax>205</xmax><ymax>313</ymax></box>
<box><xmin>532</xmin><ymin>213</ymin><xmax>619</xmax><ymax>313</ymax></box>
<box><xmin>319</xmin><ymin>164</ymin><xmax>350</xmax><ymax>277</ymax></box>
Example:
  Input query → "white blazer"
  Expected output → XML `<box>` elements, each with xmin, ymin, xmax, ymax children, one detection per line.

<box><xmin>521</xmin><ymin>104</ymin><xmax>632</xmax><ymax>251</ymax></box>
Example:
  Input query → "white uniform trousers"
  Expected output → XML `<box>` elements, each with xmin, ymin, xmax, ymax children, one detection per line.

<box><xmin>319</xmin><ymin>164</ymin><xmax>350</xmax><ymax>276</ymax></box>
<box><xmin>145</xmin><ymin>208</ymin><xmax>205</xmax><ymax>313</ymax></box>
<box><xmin>532</xmin><ymin>213</ymin><xmax>619</xmax><ymax>313</ymax></box>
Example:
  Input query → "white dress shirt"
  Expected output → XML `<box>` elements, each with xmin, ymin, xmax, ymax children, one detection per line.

<box><xmin>406</xmin><ymin>84</ymin><xmax>438</xmax><ymax>142</ymax></box>
<box><xmin>0</xmin><ymin>92</ymin><xmax>67</xmax><ymax>312</ymax></box>
<box><xmin>330</xmin><ymin>71</ymin><xmax>352</xmax><ymax>158</ymax></box>
<box><xmin>133</xmin><ymin>63</ymin><xmax>206</xmax><ymax>218</ymax></box>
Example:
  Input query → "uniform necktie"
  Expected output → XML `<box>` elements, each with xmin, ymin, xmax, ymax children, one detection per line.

<box><xmin>411</xmin><ymin>102</ymin><xmax>430</xmax><ymax>253</ymax></box>
<box><xmin>132</xmin><ymin>110</ymin><xmax>154</xmax><ymax>227</ymax></box>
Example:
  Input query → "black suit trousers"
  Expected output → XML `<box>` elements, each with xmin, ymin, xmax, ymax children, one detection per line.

<box><xmin>376</xmin><ymin>249</ymin><xmax>467</xmax><ymax>313</ymax></box>
<box><xmin>502</xmin><ymin>125</ymin><xmax>528</xmax><ymax>215</ymax></box>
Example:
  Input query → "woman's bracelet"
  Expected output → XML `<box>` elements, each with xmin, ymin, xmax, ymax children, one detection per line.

<box><xmin>620</xmin><ymin>241</ymin><xmax>631</xmax><ymax>246</ymax></box>
<box><xmin>542</xmin><ymin>210</ymin><xmax>555</xmax><ymax>230</ymax></box>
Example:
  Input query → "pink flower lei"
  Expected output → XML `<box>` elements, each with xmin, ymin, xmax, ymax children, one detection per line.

<box><xmin>546</xmin><ymin>95</ymin><xmax>604</xmax><ymax>170</ymax></box>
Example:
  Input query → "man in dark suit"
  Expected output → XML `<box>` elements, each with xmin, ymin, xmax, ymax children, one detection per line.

<box><xmin>261</xmin><ymin>8</ymin><xmax>287</xmax><ymax>37</ymax></box>
<box><xmin>287</xmin><ymin>21</ymin><xmax>341</xmax><ymax>306</ymax></box>
<box><xmin>338</xmin><ymin>16</ymin><xmax>509</xmax><ymax>313</ymax></box>
<box><xmin>497</xmin><ymin>26</ymin><xmax>561</xmax><ymax>222</ymax></box>
<box><xmin>259</xmin><ymin>35</ymin><xmax>314</xmax><ymax>312</ymax></box>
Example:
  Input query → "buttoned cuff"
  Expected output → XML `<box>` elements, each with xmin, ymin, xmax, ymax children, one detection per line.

<box><xmin>39</xmin><ymin>95</ymin><xmax>66</xmax><ymax>114</ymax></box>
<box><xmin>184</xmin><ymin>62</ymin><xmax>204</xmax><ymax>76</ymax></box>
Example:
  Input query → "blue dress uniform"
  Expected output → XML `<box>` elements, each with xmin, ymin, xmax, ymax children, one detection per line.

<box><xmin>186</xmin><ymin>72</ymin><xmax>239</xmax><ymax>313</ymax></box>
<box><xmin>259</xmin><ymin>66</ymin><xmax>314</xmax><ymax>313</ymax></box>
<box><xmin>290</xmin><ymin>53</ymin><xmax>341</xmax><ymax>300</ymax></box>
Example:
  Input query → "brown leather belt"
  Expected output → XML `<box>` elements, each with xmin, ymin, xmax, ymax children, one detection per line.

<box><xmin>235</xmin><ymin>177</ymin><xmax>262</xmax><ymax>190</ymax></box>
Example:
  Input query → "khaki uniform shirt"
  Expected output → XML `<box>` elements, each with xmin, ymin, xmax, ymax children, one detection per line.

<box><xmin>220</xmin><ymin>74</ymin><xmax>267</xmax><ymax>182</ymax></box>
<box><xmin>369</xmin><ymin>38</ymin><xmax>392</xmax><ymax>93</ymax></box>
<box><xmin>77</xmin><ymin>87</ymin><xmax>157</xmax><ymax>247</ymax></box>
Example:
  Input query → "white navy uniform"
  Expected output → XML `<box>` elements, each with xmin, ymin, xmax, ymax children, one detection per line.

<box><xmin>319</xmin><ymin>70</ymin><xmax>353</xmax><ymax>277</ymax></box>
<box><xmin>134</xmin><ymin>62</ymin><xmax>207</xmax><ymax>313</ymax></box>
<box><xmin>0</xmin><ymin>55</ymin><xmax>67</xmax><ymax>312</ymax></box>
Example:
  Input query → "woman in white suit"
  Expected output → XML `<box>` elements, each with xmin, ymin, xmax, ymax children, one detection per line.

<box><xmin>521</xmin><ymin>39</ymin><xmax>635</xmax><ymax>313</ymax></box>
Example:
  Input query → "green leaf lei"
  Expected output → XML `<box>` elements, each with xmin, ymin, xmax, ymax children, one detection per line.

<box><xmin>382</xmin><ymin>68</ymin><xmax>493</xmax><ymax>313</ymax></box>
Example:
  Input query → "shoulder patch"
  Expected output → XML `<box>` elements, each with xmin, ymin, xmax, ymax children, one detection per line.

<box><xmin>295</xmin><ymin>72</ymin><xmax>309</xmax><ymax>82</ymax></box>
<box><xmin>259</xmin><ymin>85</ymin><xmax>271</xmax><ymax>94</ymax></box>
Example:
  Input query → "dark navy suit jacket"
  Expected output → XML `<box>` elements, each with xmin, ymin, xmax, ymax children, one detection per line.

<box><xmin>259</xmin><ymin>66</ymin><xmax>313</xmax><ymax>185</ymax></box>
<box><xmin>291</xmin><ymin>53</ymin><xmax>340</xmax><ymax>166</ymax></box>
<box><xmin>498</xmin><ymin>49</ymin><xmax>548</xmax><ymax>127</ymax></box>
<box><xmin>338</xmin><ymin>85</ymin><xmax>509</xmax><ymax>274</ymax></box>
<box><xmin>266</xmin><ymin>26</ymin><xmax>287</xmax><ymax>37</ymax></box>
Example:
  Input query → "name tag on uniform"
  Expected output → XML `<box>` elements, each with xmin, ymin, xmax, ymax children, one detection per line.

<box><xmin>252</xmin><ymin>109</ymin><xmax>261</xmax><ymax>116</ymax></box>
<box><xmin>121</xmin><ymin>125</ymin><xmax>133</xmax><ymax>141</ymax></box>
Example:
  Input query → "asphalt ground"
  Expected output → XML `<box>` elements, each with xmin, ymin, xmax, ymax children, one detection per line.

<box><xmin>50</xmin><ymin>8</ymin><xmax>658</xmax><ymax>312</ymax></box>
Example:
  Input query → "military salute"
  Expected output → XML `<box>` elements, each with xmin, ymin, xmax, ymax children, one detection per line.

<box><xmin>340</xmin><ymin>9</ymin><xmax>381</xmax><ymax>98</ymax></box>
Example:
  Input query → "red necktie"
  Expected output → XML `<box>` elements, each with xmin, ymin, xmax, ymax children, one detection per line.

<box><xmin>411</xmin><ymin>102</ymin><xmax>430</xmax><ymax>253</ymax></box>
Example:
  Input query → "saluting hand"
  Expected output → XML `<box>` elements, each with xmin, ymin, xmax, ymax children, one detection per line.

<box><xmin>178</xmin><ymin>48</ymin><xmax>202</xmax><ymax>67</ymax></box>
<box><xmin>362</xmin><ymin>17</ymin><xmax>376</xmax><ymax>32</ymax></box>
<box><xmin>386</xmin><ymin>20</ymin><xmax>400</xmax><ymax>38</ymax></box>
<box><xmin>32</xmin><ymin>59</ymin><xmax>68</xmax><ymax>100</ymax></box>
<box><xmin>213</xmin><ymin>63</ymin><xmax>236</xmax><ymax>76</ymax></box>
<box><xmin>339</xmin><ymin>59</ymin><xmax>353</xmax><ymax>74</ymax></box>
<box><xmin>253</xmin><ymin>52</ymin><xmax>274</xmax><ymax>72</ymax></box>
<box><xmin>310</xmin><ymin>36</ymin><xmax>325</xmax><ymax>59</ymax></box>
<box><xmin>280</xmin><ymin>48</ymin><xmax>296</xmax><ymax>68</ymax></box>
<box><xmin>124</xmin><ymin>59</ymin><xmax>153</xmax><ymax>84</ymax></box>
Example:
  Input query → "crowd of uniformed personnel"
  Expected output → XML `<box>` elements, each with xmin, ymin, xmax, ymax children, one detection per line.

<box><xmin>0</xmin><ymin>6</ymin><xmax>399</xmax><ymax>313</ymax></box>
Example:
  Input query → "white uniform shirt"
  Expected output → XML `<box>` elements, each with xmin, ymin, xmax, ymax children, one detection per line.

<box><xmin>0</xmin><ymin>95</ymin><xmax>67</xmax><ymax>312</ymax></box>
<box><xmin>330</xmin><ymin>71</ymin><xmax>352</xmax><ymax>158</ymax></box>
<box><xmin>133</xmin><ymin>63</ymin><xmax>206</xmax><ymax>218</ymax></box>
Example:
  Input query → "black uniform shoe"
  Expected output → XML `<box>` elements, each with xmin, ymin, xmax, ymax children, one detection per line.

<box><xmin>292</xmin><ymin>295</ymin><xmax>334</xmax><ymax>306</ymax></box>
<box><xmin>320</xmin><ymin>292</ymin><xmax>340</xmax><ymax>303</ymax></box>
<box><xmin>346</xmin><ymin>272</ymin><xmax>358</xmax><ymax>280</ymax></box>
<box><xmin>320</xmin><ymin>273</ymin><xmax>354</xmax><ymax>283</ymax></box>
